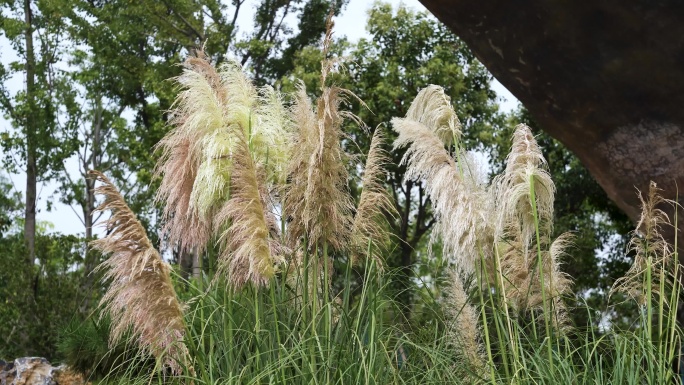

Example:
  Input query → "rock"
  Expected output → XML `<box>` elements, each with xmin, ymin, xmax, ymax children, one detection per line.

<box><xmin>50</xmin><ymin>367</ymin><xmax>88</xmax><ymax>385</ymax></box>
<box><xmin>0</xmin><ymin>359</ymin><xmax>16</xmax><ymax>385</ymax></box>
<box><xmin>418</xmin><ymin>0</ymin><xmax>684</xmax><ymax>248</ymax></box>
<box><xmin>0</xmin><ymin>358</ymin><xmax>88</xmax><ymax>385</ymax></box>
<box><xmin>12</xmin><ymin>357</ymin><xmax>54</xmax><ymax>385</ymax></box>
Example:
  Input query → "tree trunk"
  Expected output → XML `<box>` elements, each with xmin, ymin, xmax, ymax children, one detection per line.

<box><xmin>178</xmin><ymin>248</ymin><xmax>194</xmax><ymax>281</ymax></box>
<box><xmin>397</xmin><ymin>241</ymin><xmax>414</xmax><ymax>321</ymax></box>
<box><xmin>396</xmin><ymin>180</ymin><xmax>414</xmax><ymax>321</ymax></box>
<box><xmin>79</xmin><ymin>99</ymin><xmax>102</xmax><ymax>312</ymax></box>
<box><xmin>79</xmin><ymin>174</ymin><xmax>97</xmax><ymax>313</ymax></box>
<box><xmin>19</xmin><ymin>0</ymin><xmax>37</xmax><ymax>352</ymax></box>
<box><xmin>192</xmin><ymin>248</ymin><xmax>201</xmax><ymax>280</ymax></box>
<box><xmin>23</xmin><ymin>0</ymin><xmax>36</xmax><ymax>265</ymax></box>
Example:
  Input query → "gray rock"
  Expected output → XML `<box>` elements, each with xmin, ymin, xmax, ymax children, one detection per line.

<box><xmin>0</xmin><ymin>359</ymin><xmax>16</xmax><ymax>385</ymax></box>
<box><xmin>9</xmin><ymin>357</ymin><xmax>54</xmax><ymax>385</ymax></box>
<box><xmin>0</xmin><ymin>358</ymin><xmax>87</xmax><ymax>385</ymax></box>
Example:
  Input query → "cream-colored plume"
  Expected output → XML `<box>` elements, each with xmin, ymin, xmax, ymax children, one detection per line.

<box><xmin>155</xmin><ymin>53</ymin><xmax>225</xmax><ymax>254</ymax></box>
<box><xmin>405</xmin><ymin>84</ymin><xmax>462</xmax><ymax>146</ymax></box>
<box><xmin>392</xmin><ymin>91</ymin><xmax>490</xmax><ymax>274</ymax></box>
<box><xmin>492</xmin><ymin>124</ymin><xmax>554</xmax><ymax>253</ymax></box>
<box><xmin>444</xmin><ymin>269</ymin><xmax>486</xmax><ymax>371</ymax></box>
<box><xmin>612</xmin><ymin>181</ymin><xmax>676</xmax><ymax>305</ymax></box>
<box><xmin>255</xmin><ymin>86</ymin><xmax>293</xmax><ymax>185</ymax></box>
<box><xmin>392</xmin><ymin>86</ymin><xmax>488</xmax><ymax>368</ymax></box>
<box><xmin>189</xmin><ymin>60</ymin><xmax>257</xmax><ymax>219</ymax></box>
<box><xmin>351</xmin><ymin>127</ymin><xmax>397</xmax><ymax>268</ymax></box>
<box><xmin>158</xmin><ymin>53</ymin><xmax>289</xmax><ymax>288</ymax></box>
<box><xmin>213</xmin><ymin>135</ymin><xmax>284</xmax><ymax>288</ymax></box>
<box><xmin>89</xmin><ymin>170</ymin><xmax>192</xmax><ymax>376</ymax></box>
<box><xmin>492</xmin><ymin>124</ymin><xmax>570</xmax><ymax>322</ymax></box>
<box><xmin>283</xmin><ymin>61</ymin><xmax>355</xmax><ymax>254</ymax></box>
<box><xmin>155</xmin><ymin>135</ymin><xmax>211</xmax><ymax>255</ymax></box>
<box><xmin>208</xmin><ymin>64</ymin><xmax>288</xmax><ymax>289</ymax></box>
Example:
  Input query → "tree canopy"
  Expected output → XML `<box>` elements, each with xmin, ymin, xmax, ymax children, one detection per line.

<box><xmin>0</xmin><ymin>1</ymin><xmax>640</xmax><ymax>361</ymax></box>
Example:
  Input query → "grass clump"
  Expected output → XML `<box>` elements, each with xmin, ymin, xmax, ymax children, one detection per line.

<box><xmin>393</xmin><ymin>85</ymin><xmax>682</xmax><ymax>383</ymax></box>
<box><xmin>64</xmin><ymin>21</ymin><xmax>683</xmax><ymax>385</ymax></box>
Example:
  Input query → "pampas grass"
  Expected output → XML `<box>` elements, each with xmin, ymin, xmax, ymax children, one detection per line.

<box><xmin>612</xmin><ymin>181</ymin><xmax>677</xmax><ymax>305</ymax></box>
<box><xmin>391</xmin><ymin>88</ymin><xmax>682</xmax><ymax>383</ymax></box>
<box><xmin>492</xmin><ymin>124</ymin><xmax>571</xmax><ymax>320</ymax></box>
<box><xmin>213</xmin><ymin>135</ymin><xmax>283</xmax><ymax>288</ymax></box>
<box><xmin>80</xmin><ymin>32</ymin><xmax>684</xmax><ymax>385</ymax></box>
<box><xmin>393</xmin><ymin>85</ymin><xmax>490</xmax><ymax>371</ymax></box>
<box><xmin>444</xmin><ymin>271</ymin><xmax>486</xmax><ymax>372</ymax></box>
<box><xmin>255</xmin><ymin>86</ymin><xmax>293</xmax><ymax>185</ymax></box>
<box><xmin>88</xmin><ymin>170</ymin><xmax>191</xmax><ymax>376</ymax></box>
<box><xmin>493</xmin><ymin>124</ymin><xmax>554</xmax><ymax>255</ymax></box>
<box><xmin>283</xmin><ymin>24</ymin><xmax>357</xmax><ymax>255</ymax></box>
<box><xmin>351</xmin><ymin>127</ymin><xmax>396</xmax><ymax>268</ymax></box>
<box><xmin>209</xmin><ymin>67</ymin><xmax>288</xmax><ymax>289</ymax></box>
<box><xmin>155</xmin><ymin>52</ymin><xmax>230</xmax><ymax>254</ymax></box>
<box><xmin>404</xmin><ymin>84</ymin><xmax>462</xmax><ymax>146</ymax></box>
<box><xmin>284</xmin><ymin>83</ymin><xmax>354</xmax><ymax>254</ymax></box>
<box><xmin>392</xmin><ymin>88</ymin><xmax>490</xmax><ymax>275</ymax></box>
<box><xmin>393</xmin><ymin>89</ymin><xmax>577</xmax><ymax>377</ymax></box>
<box><xmin>157</xmin><ymin>52</ymin><xmax>291</xmax><ymax>288</ymax></box>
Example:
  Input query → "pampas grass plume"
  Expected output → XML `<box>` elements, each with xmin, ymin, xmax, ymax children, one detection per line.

<box><xmin>89</xmin><ymin>170</ymin><xmax>192</xmax><ymax>376</ymax></box>
<box><xmin>209</xmin><ymin>62</ymin><xmax>287</xmax><ymax>288</ymax></box>
<box><xmin>612</xmin><ymin>181</ymin><xmax>676</xmax><ymax>304</ymax></box>
<box><xmin>284</xmin><ymin>82</ymin><xmax>354</xmax><ymax>254</ymax></box>
<box><xmin>392</xmin><ymin>86</ymin><xmax>489</xmax><ymax>274</ymax></box>
<box><xmin>156</xmin><ymin>52</ymin><xmax>232</xmax><ymax>254</ymax></box>
<box><xmin>158</xmin><ymin>52</ymin><xmax>288</xmax><ymax>288</ymax></box>
<box><xmin>492</xmin><ymin>125</ymin><xmax>571</xmax><ymax>316</ymax></box>
<box><xmin>405</xmin><ymin>84</ymin><xmax>462</xmax><ymax>146</ymax></box>
<box><xmin>214</xmin><ymin>134</ymin><xmax>282</xmax><ymax>288</ymax></box>
<box><xmin>255</xmin><ymin>86</ymin><xmax>293</xmax><ymax>184</ymax></box>
<box><xmin>444</xmin><ymin>270</ymin><xmax>486</xmax><ymax>371</ymax></box>
<box><xmin>351</xmin><ymin>127</ymin><xmax>397</xmax><ymax>267</ymax></box>
<box><xmin>493</xmin><ymin>124</ymin><xmax>555</xmax><ymax>252</ymax></box>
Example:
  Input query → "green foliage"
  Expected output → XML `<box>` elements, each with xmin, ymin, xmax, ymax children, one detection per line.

<box><xmin>247</xmin><ymin>0</ymin><xmax>350</xmax><ymax>82</ymax></box>
<box><xmin>0</xmin><ymin>0</ymin><xmax>80</xmax><ymax>178</ymax></box>
<box><xmin>0</xmin><ymin>174</ymin><xmax>22</xmax><ymax>237</ymax></box>
<box><xmin>57</xmin><ymin>317</ymin><xmax>152</xmax><ymax>380</ymax></box>
<box><xmin>92</xmin><ymin>262</ymin><xmax>467</xmax><ymax>384</ymax></box>
<box><xmin>0</xmin><ymin>232</ymin><xmax>85</xmax><ymax>360</ymax></box>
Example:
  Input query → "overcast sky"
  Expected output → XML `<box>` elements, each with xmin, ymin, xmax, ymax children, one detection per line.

<box><xmin>2</xmin><ymin>0</ymin><xmax>518</xmax><ymax>238</ymax></box>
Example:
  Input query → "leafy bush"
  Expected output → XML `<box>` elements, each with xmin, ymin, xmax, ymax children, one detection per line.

<box><xmin>0</xmin><ymin>233</ymin><xmax>84</xmax><ymax>360</ymax></box>
<box><xmin>57</xmin><ymin>316</ymin><xmax>153</xmax><ymax>380</ymax></box>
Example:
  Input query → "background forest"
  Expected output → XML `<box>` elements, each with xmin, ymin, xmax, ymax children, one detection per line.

<box><xmin>0</xmin><ymin>0</ymin><xmax>638</xmax><ymax>377</ymax></box>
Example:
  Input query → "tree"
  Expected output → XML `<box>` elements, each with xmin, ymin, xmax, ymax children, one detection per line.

<box><xmin>0</xmin><ymin>173</ymin><xmax>83</xmax><ymax>359</ymax></box>
<box><xmin>0</xmin><ymin>230</ymin><xmax>84</xmax><ymax>360</ymax></box>
<box><xmin>0</xmin><ymin>0</ymin><xmax>79</xmax><ymax>265</ymax></box>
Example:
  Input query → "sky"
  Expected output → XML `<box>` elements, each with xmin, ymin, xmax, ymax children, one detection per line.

<box><xmin>2</xmin><ymin>0</ymin><xmax>519</xmax><ymax>238</ymax></box>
